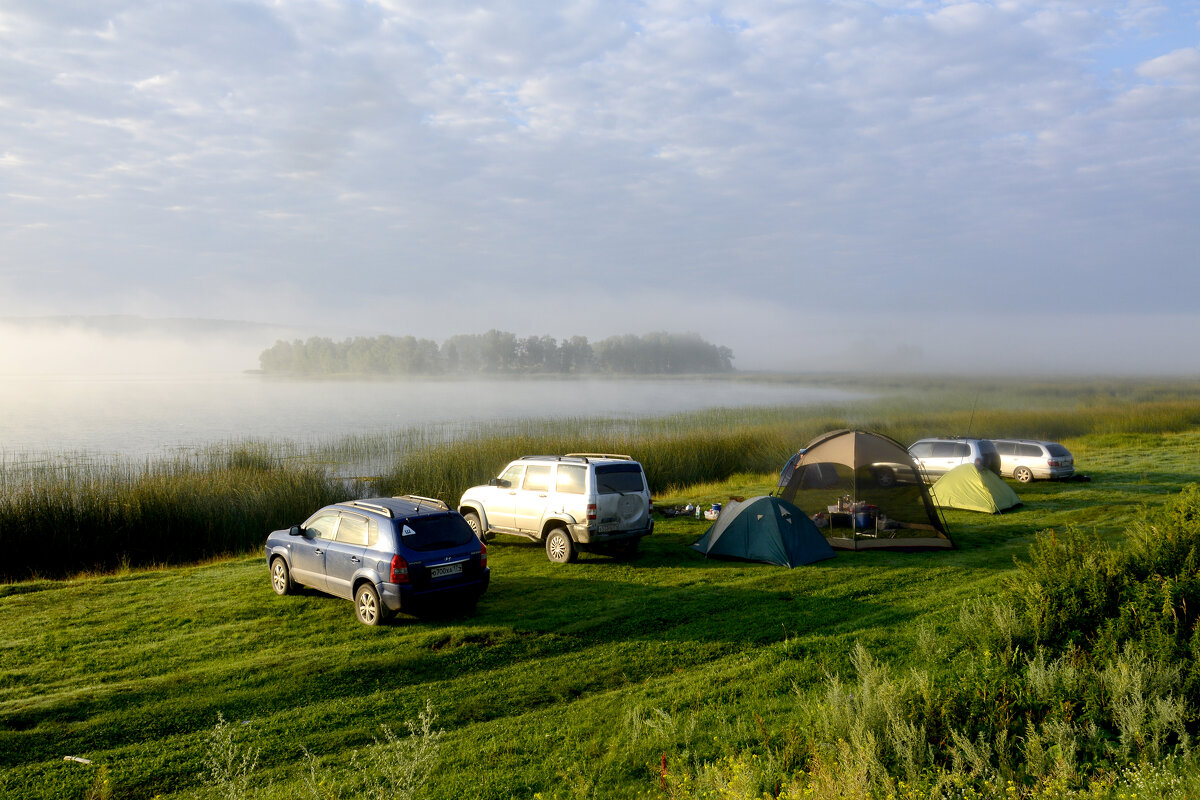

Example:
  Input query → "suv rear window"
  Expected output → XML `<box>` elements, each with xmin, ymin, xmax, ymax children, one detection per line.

<box><xmin>595</xmin><ymin>464</ymin><xmax>646</xmax><ymax>494</ymax></box>
<box><xmin>1046</xmin><ymin>444</ymin><xmax>1071</xmax><ymax>457</ymax></box>
<box><xmin>396</xmin><ymin>514</ymin><xmax>476</xmax><ymax>552</ymax></box>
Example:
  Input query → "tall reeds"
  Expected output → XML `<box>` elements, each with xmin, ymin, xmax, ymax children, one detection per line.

<box><xmin>0</xmin><ymin>446</ymin><xmax>343</xmax><ymax>580</ymax></box>
<box><xmin>4</xmin><ymin>390</ymin><xmax>1200</xmax><ymax>580</ymax></box>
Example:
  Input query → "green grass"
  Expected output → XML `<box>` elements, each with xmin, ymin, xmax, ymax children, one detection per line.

<box><xmin>3</xmin><ymin>416</ymin><xmax>1199</xmax><ymax>799</ymax></box>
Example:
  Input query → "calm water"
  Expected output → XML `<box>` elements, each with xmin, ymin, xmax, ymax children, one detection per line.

<box><xmin>0</xmin><ymin>374</ymin><xmax>860</xmax><ymax>459</ymax></box>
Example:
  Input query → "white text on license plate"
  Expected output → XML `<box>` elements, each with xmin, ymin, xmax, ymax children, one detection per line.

<box><xmin>430</xmin><ymin>563</ymin><xmax>463</xmax><ymax>578</ymax></box>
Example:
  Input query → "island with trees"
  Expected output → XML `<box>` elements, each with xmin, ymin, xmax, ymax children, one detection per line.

<box><xmin>257</xmin><ymin>330</ymin><xmax>734</xmax><ymax>376</ymax></box>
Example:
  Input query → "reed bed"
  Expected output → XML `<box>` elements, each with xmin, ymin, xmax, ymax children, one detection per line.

<box><xmin>0</xmin><ymin>447</ymin><xmax>343</xmax><ymax>580</ymax></box>
<box><xmin>4</xmin><ymin>384</ymin><xmax>1200</xmax><ymax>580</ymax></box>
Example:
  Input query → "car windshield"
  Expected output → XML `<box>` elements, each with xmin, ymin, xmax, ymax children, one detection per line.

<box><xmin>595</xmin><ymin>464</ymin><xmax>645</xmax><ymax>494</ymax></box>
<box><xmin>1046</xmin><ymin>444</ymin><xmax>1071</xmax><ymax>457</ymax></box>
<box><xmin>397</xmin><ymin>514</ymin><xmax>476</xmax><ymax>552</ymax></box>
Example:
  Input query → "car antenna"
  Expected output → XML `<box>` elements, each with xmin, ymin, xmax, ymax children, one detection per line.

<box><xmin>965</xmin><ymin>389</ymin><xmax>980</xmax><ymax>437</ymax></box>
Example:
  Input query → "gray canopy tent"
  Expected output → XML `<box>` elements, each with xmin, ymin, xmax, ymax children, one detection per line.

<box><xmin>776</xmin><ymin>429</ymin><xmax>952</xmax><ymax>550</ymax></box>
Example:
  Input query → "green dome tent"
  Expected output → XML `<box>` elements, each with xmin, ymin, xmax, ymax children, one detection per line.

<box><xmin>690</xmin><ymin>496</ymin><xmax>835</xmax><ymax>567</ymax></box>
<box><xmin>930</xmin><ymin>464</ymin><xmax>1022</xmax><ymax>514</ymax></box>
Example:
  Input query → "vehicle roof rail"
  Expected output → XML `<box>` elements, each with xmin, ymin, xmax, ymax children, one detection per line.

<box><xmin>565</xmin><ymin>452</ymin><xmax>632</xmax><ymax>461</ymax></box>
<box><xmin>338</xmin><ymin>500</ymin><xmax>393</xmax><ymax>517</ymax></box>
<box><xmin>393</xmin><ymin>494</ymin><xmax>449</xmax><ymax>510</ymax></box>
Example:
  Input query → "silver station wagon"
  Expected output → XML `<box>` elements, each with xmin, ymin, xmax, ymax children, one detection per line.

<box><xmin>991</xmin><ymin>439</ymin><xmax>1075</xmax><ymax>482</ymax></box>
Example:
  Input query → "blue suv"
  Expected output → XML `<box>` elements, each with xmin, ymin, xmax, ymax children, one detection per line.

<box><xmin>265</xmin><ymin>495</ymin><xmax>489</xmax><ymax>625</ymax></box>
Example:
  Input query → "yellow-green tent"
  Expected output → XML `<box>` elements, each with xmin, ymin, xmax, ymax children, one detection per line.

<box><xmin>930</xmin><ymin>464</ymin><xmax>1021</xmax><ymax>514</ymax></box>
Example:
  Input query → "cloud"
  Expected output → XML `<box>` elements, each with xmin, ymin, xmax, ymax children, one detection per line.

<box><xmin>0</xmin><ymin>0</ymin><xmax>1197</xmax><ymax>374</ymax></box>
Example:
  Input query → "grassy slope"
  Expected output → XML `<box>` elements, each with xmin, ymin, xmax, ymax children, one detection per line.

<box><xmin>1</xmin><ymin>430</ymin><xmax>1198</xmax><ymax>799</ymax></box>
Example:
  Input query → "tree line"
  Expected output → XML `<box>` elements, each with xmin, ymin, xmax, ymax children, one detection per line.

<box><xmin>257</xmin><ymin>330</ymin><xmax>735</xmax><ymax>376</ymax></box>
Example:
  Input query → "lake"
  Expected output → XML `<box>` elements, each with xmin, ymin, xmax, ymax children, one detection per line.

<box><xmin>0</xmin><ymin>374</ymin><xmax>860</xmax><ymax>460</ymax></box>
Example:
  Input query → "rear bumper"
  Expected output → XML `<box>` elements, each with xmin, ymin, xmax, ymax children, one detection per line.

<box><xmin>380</xmin><ymin>569</ymin><xmax>490</xmax><ymax>613</ymax></box>
<box><xmin>1041</xmin><ymin>466</ymin><xmax>1076</xmax><ymax>480</ymax></box>
<box><xmin>569</xmin><ymin>520</ymin><xmax>653</xmax><ymax>546</ymax></box>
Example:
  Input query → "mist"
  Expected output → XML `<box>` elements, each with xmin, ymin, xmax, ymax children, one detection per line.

<box><xmin>2</xmin><ymin>312</ymin><xmax>1198</xmax><ymax>379</ymax></box>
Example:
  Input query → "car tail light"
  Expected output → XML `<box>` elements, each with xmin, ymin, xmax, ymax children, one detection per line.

<box><xmin>389</xmin><ymin>554</ymin><xmax>410</xmax><ymax>584</ymax></box>
<box><xmin>587</xmin><ymin>503</ymin><xmax>597</xmax><ymax>522</ymax></box>
<box><xmin>974</xmin><ymin>457</ymin><xmax>983</xmax><ymax>467</ymax></box>
<box><xmin>480</xmin><ymin>541</ymin><xmax>487</xmax><ymax>570</ymax></box>
<box><xmin>1048</xmin><ymin>459</ymin><xmax>1061</xmax><ymax>467</ymax></box>
<box><xmin>649</xmin><ymin>498</ymin><xmax>654</xmax><ymax>514</ymax></box>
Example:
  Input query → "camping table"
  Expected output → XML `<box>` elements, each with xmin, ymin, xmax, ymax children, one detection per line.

<box><xmin>826</xmin><ymin>506</ymin><xmax>882</xmax><ymax>536</ymax></box>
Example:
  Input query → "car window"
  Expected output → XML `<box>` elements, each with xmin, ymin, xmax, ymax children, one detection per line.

<box><xmin>336</xmin><ymin>514</ymin><xmax>369</xmax><ymax>546</ymax></box>
<box><xmin>931</xmin><ymin>442</ymin><xmax>957</xmax><ymax>457</ymax></box>
<box><xmin>1018</xmin><ymin>443</ymin><xmax>1043</xmax><ymax>457</ymax></box>
<box><xmin>397</xmin><ymin>514</ymin><xmax>476</xmax><ymax>552</ymax></box>
<box><xmin>909</xmin><ymin>442</ymin><xmax>933</xmax><ymax>458</ymax></box>
<box><xmin>595</xmin><ymin>464</ymin><xmax>646</xmax><ymax>494</ymax></box>
<box><xmin>994</xmin><ymin>441</ymin><xmax>1017</xmax><ymax>455</ymax></box>
<box><xmin>500</xmin><ymin>465</ymin><xmax>524</xmax><ymax>488</ymax></box>
<box><xmin>522</xmin><ymin>465</ymin><xmax>552</xmax><ymax>492</ymax></box>
<box><xmin>978</xmin><ymin>441</ymin><xmax>998</xmax><ymax>456</ymax></box>
<box><xmin>556</xmin><ymin>465</ymin><xmax>586</xmax><ymax>494</ymax></box>
<box><xmin>1046</xmin><ymin>444</ymin><xmax>1071</xmax><ymax>457</ymax></box>
<box><xmin>305</xmin><ymin>513</ymin><xmax>339</xmax><ymax>540</ymax></box>
<box><xmin>954</xmin><ymin>443</ymin><xmax>971</xmax><ymax>457</ymax></box>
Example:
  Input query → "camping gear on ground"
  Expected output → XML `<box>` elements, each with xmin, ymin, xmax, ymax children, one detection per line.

<box><xmin>776</xmin><ymin>429</ymin><xmax>952</xmax><ymax>550</ymax></box>
<box><xmin>690</xmin><ymin>495</ymin><xmax>835</xmax><ymax>567</ymax></box>
<box><xmin>929</xmin><ymin>464</ymin><xmax>1022</xmax><ymax>514</ymax></box>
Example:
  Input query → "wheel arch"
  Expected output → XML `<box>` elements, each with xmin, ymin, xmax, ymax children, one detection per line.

<box><xmin>459</xmin><ymin>502</ymin><xmax>487</xmax><ymax>526</ymax></box>
<box><xmin>540</xmin><ymin>517</ymin><xmax>575</xmax><ymax>541</ymax></box>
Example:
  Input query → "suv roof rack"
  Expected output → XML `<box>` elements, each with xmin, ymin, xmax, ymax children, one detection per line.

<box><xmin>518</xmin><ymin>455</ymin><xmax>587</xmax><ymax>463</ymax></box>
<box><xmin>565</xmin><ymin>453</ymin><xmax>632</xmax><ymax>461</ymax></box>
<box><xmin>393</xmin><ymin>494</ymin><xmax>449</xmax><ymax>510</ymax></box>
<box><xmin>338</xmin><ymin>500</ymin><xmax>394</xmax><ymax>518</ymax></box>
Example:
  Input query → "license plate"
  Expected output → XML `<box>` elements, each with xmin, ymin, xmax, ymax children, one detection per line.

<box><xmin>430</xmin><ymin>563</ymin><xmax>463</xmax><ymax>579</ymax></box>
<box><xmin>597</xmin><ymin>522</ymin><xmax>618</xmax><ymax>533</ymax></box>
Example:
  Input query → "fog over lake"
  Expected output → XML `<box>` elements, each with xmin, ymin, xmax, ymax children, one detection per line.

<box><xmin>0</xmin><ymin>373</ymin><xmax>859</xmax><ymax>460</ymax></box>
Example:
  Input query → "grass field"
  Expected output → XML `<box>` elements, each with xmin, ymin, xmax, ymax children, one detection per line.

<box><xmin>3</xmin><ymin>405</ymin><xmax>1200</xmax><ymax>798</ymax></box>
<box><xmin>2</xmin><ymin>376</ymin><xmax>1200</xmax><ymax>800</ymax></box>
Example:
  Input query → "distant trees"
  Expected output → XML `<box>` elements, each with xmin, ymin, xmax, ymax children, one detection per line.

<box><xmin>257</xmin><ymin>331</ymin><xmax>733</xmax><ymax>376</ymax></box>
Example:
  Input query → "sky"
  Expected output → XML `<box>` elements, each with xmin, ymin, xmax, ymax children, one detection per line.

<box><xmin>1</xmin><ymin>0</ymin><xmax>1198</xmax><ymax>373</ymax></box>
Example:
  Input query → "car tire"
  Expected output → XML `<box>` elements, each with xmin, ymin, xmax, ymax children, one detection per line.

<box><xmin>545</xmin><ymin>528</ymin><xmax>577</xmax><ymax>564</ymax></box>
<box><xmin>270</xmin><ymin>557</ymin><xmax>294</xmax><ymax>596</ymax></box>
<box><xmin>1013</xmin><ymin>466</ymin><xmax>1034</xmax><ymax>483</ymax></box>
<box><xmin>355</xmin><ymin>582</ymin><xmax>387</xmax><ymax>626</ymax></box>
<box><xmin>874</xmin><ymin>468</ymin><xmax>897</xmax><ymax>488</ymax></box>
<box><xmin>464</xmin><ymin>511</ymin><xmax>488</xmax><ymax>541</ymax></box>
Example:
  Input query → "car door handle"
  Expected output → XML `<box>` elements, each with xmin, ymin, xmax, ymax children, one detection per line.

<box><xmin>350</xmin><ymin>556</ymin><xmax>361</xmax><ymax>563</ymax></box>
<box><xmin>314</xmin><ymin>548</ymin><xmax>324</xmax><ymax>555</ymax></box>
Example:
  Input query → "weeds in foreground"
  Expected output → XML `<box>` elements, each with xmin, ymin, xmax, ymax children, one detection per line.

<box><xmin>202</xmin><ymin>713</ymin><xmax>260</xmax><ymax>800</ymax></box>
<box><xmin>653</xmin><ymin>486</ymin><xmax>1200</xmax><ymax>800</ymax></box>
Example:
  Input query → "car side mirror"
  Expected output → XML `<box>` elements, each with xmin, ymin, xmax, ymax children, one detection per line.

<box><xmin>489</xmin><ymin>478</ymin><xmax>510</xmax><ymax>488</ymax></box>
<box><xmin>289</xmin><ymin>525</ymin><xmax>303</xmax><ymax>536</ymax></box>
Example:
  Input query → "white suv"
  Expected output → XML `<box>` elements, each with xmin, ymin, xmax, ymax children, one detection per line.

<box><xmin>907</xmin><ymin>437</ymin><xmax>1002</xmax><ymax>482</ymax></box>
<box><xmin>457</xmin><ymin>454</ymin><xmax>653</xmax><ymax>563</ymax></box>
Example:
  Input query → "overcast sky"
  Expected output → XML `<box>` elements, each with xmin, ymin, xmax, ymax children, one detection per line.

<box><xmin>1</xmin><ymin>1</ymin><xmax>1198</xmax><ymax>373</ymax></box>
